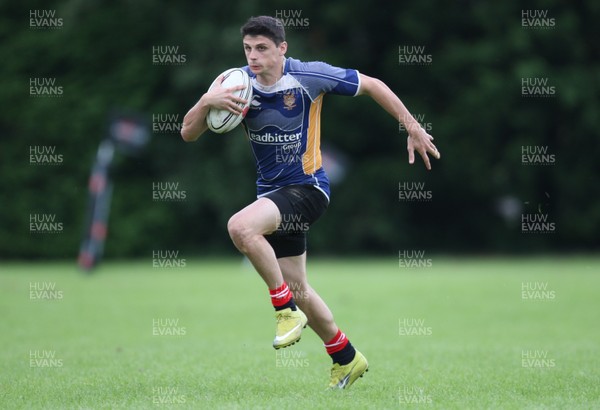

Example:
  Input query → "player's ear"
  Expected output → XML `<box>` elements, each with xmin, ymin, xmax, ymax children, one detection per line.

<box><xmin>279</xmin><ymin>41</ymin><xmax>288</xmax><ymax>56</ymax></box>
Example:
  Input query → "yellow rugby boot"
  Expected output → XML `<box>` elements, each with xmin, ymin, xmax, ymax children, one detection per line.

<box><xmin>328</xmin><ymin>350</ymin><xmax>369</xmax><ymax>389</ymax></box>
<box><xmin>273</xmin><ymin>308</ymin><xmax>308</xmax><ymax>349</ymax></box>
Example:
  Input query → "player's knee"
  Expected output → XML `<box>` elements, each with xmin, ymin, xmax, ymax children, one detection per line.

<box><xmin>226</xmin><ymin>215</ymin><xmax>243</xmax><ymax>243</ymax></box>
<box><xmin>227</xmin><ymin>216</ymin><xmax>253</xmax><ymax>252</ymax></box>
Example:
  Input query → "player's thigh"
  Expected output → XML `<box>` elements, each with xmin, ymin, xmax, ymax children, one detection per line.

<box><xmin>228</xmin><ymin>197</ymin><xmax>280</xmax><ymax>236</ymax></box>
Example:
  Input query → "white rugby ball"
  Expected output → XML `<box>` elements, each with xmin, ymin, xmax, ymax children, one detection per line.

<box><xmin>206</xmin><ymin>68</ymin><xmax>252</xmax><ymax>134</ymax></box>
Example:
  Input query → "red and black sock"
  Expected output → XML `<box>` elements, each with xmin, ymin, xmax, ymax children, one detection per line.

<box><xmin>269</xmin><ymin>282</ymin><xmax>297</xmax><ymax>311</ymax></box>
<box><xmin>325</xmin><ymin>329</ymin><xmax>356</xmax><ymax>365</ymax></box>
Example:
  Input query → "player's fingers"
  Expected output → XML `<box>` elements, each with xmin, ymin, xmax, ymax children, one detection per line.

<box><xmin>419</xmin><ymin>149</ymin><xmax>432</xmax><ymax>170</ymax></box>
<box><xmin>408</xmin><ymin>147</ymin><xmax>415</xmax><ymax>164</ymax></box>
<box><xmin>226</xmin><ymin>102</ymin><xmax>242</xmax><ymax>114</ymax></box>
<box><xmin>428</xmin><ymin>143</ymin><xmax>441</xmax><ymax>159</ymax></box>
<box><xmin>407</xmin><ymin>136</ymin><xmax>415</xmax><ymax>164</ymax></box>
<box><xmin>226</xmin><ymin>84</ymin><xmax>247</xmax><ymax>93</ymax></box>
<box><xmin>232</xmin><ymin>96</ymin><xmax>248</xmax><ymax>104</ymax></box>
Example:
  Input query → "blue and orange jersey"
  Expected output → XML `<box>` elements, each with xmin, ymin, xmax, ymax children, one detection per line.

<box><xmin>242</xmin><ymin>57</ymin><xmax>360</xmax><ymax>199</ymax></box>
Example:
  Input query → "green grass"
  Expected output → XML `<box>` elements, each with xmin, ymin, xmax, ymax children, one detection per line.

<box><xmin>1</xmin><ymin>257</ymin><xmax>599</xmax><ymax>409</ymax></box>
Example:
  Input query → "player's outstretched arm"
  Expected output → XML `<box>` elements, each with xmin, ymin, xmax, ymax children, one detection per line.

<box><xmin>358</xmin><ymin>73</ymin><xmax>440</xmax><ymax>170</ymax></box>
<box><xmin>181</xmin><ymin>76</ymin><xmax>247</xmax><ymax>142</ymax></box>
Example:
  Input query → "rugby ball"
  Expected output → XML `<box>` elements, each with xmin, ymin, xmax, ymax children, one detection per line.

<box><xmin>206</xmin><ymin>68</ymin><xmax>252</xmax><ymax>134</ymax></box>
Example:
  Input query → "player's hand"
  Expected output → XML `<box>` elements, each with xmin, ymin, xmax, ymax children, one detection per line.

<box><xmin>202</xmin><ymin>75</ymin><xmax>248</xmax><ymax>115</ymax></box>
<box><xmin>407</xmin><ymin>127</ymin><xmax>440</xmax><ymax>170</ymax></box>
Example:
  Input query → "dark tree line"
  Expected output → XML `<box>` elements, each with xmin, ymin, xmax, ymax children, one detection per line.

<box><xmin>1</xmin><ymin>0</ymin><xmax>598</xmax><ymax>259</ymax></box>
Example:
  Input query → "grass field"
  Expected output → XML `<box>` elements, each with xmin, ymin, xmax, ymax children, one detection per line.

<box><xmin>1</xmin><ymin>257</ymin><xmax>599</xmax><ymax>409</ymax></box>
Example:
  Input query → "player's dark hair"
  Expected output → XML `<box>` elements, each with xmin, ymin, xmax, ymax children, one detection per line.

<box><xmin>240</xmin><ymin>16</ymin><xmax>286</xmax><ymax>46</ymax></box>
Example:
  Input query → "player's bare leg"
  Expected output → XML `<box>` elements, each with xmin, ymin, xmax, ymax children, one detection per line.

<box><xmin>227</xmin><ymin>197</ymin><xmax>283</xmax><ymax>288</ymax></box>
<box><xmin>277</xmin><ymin>252</ymin><xmax>337</xmax><ymax>342</ymax></box>
<box><xmin>278</xmin><ymin>253</ymin><xmax>369</xmax><ymax>389</ymax></box>
<box><xmin>227</xmin><ymin>197</ymin><xmax>307</xmax><ymax>349</ymax></box>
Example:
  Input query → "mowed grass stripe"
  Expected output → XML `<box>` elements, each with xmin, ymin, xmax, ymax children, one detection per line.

<box><xmin>0</xmin><ymin>257</ymin><xmax>598</xmax><ymax>409</ymax></box>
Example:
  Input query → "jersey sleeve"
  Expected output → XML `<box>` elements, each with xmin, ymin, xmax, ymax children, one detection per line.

<box><xmin>287</xmin><ymin>59</ymin><xmax>361</xmax><ymax>100</ymax></box>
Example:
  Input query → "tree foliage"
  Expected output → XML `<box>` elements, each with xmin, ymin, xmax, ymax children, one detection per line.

<box><xmin>1</xmin><ymin>0</ymin><xmax>598</xmax><ymax>259</ymax></box>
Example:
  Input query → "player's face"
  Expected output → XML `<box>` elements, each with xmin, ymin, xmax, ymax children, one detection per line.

<box><xmin>243</xmin><ymin>35</ymin><xmax>287</xmax><ymax>80</ymax></box>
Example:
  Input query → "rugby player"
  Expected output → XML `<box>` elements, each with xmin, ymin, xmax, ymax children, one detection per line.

<box><xmin>181</xmin><ymin>15</ymin><xmax>440</xmax><ymax>389</ymax></box>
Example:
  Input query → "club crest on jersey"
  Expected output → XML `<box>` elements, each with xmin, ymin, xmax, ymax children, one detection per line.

<box><xmin>283</xmin><ymin>92</ymin><xmax>297</xmax><ymax>110</ymax></box>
